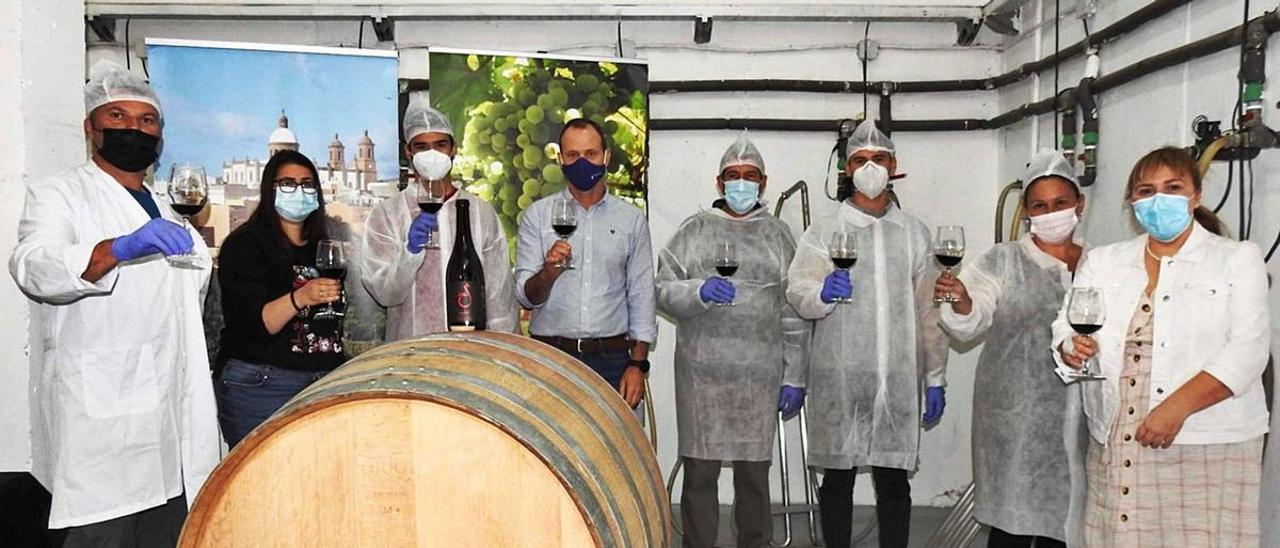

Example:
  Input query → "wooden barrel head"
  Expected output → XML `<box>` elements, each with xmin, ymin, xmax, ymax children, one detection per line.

<box><xmin>181</xmin><ymin>332</ymin><xmax>672</xmax><ymax>548</ymax></box>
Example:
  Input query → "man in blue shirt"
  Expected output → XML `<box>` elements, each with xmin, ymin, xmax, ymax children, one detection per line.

<box><xmin>515</xmin><ymin>119</ymin><xmax>657</xmax><ymax>408</ymax></box>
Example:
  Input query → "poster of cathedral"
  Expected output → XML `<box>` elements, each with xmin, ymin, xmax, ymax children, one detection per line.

<box><xmin>146</xmin><ymin>38</ymin><xmax>400</xmax><ymax>355</ymax></box>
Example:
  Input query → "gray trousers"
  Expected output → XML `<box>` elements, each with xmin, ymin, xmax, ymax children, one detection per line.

<box><xmin>681</xmin><ymin>457</ymin><xmax>772</xmax><ymax>548</ymax></box>
<box><xmin>59</xmin><ymin>494</ymin><xmax>186</xmax><ymax>548</ymax></box>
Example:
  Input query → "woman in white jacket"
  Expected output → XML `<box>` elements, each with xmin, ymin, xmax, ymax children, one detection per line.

<box><xmin>1053</xmin><ymin>147</ymin><xmax>1270</xmax><ymax>547</ymax></box>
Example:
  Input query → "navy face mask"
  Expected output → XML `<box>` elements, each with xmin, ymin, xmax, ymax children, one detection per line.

<box><xmin>562</xmin><ymin>157</ymin><xmax>607</xmax><ymax>192</ymax></box>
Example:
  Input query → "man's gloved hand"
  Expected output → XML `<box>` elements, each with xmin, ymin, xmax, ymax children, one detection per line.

<box><xmin>111</xmin><ymin>218</ymin><xmax>194</xmax><ymax>261</ymax></box>
<box><xmin>778</xmin><ymin>385</ymin><xmax>806</xmax><ymax>419</ymax></box>
<box><xmin>698</xmin><ymin>277</ymin><xmax>736</xmax><ymax>304</ymax></box>
<box><xmin>407</xmin><ymin>213</ymin><xmax>438</xmax><ymax>253</ymax></box>
<box><xmin>820</xmin><ymin>270</ymin><xmax>852</xmax><ymax>303</ymax></box>
<box><xmin>922</xmin><ymin>386</ymin><xmax>946</xmax><ymax>424</ymax></box>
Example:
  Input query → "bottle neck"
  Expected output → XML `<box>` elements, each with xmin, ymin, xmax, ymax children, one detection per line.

<box><xmin>453</xmin><ymin>200</ymin><xmax>473</xmax><ymax>245</ymax></box>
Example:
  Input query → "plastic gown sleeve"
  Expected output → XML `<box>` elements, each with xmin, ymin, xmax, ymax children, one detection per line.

<box><xmin>784</xmin><ymin>233</ymin><xmax>838</xmax><ymax>321</ymax></box>
<box><xmin>9</xmin><ymin>179</ymin><xmax>119</xmax><ymax>304</ymax></box>
<box><xmin>655</xmin><ymin>229</ymin><xmax>713</xmax><ymax>321</ymax></box>
<box><xmin>478</xmin><ymin>202</ymin><xmax>520</xmax><ymax>334</ymax></box>
<box><xmin>915</xmin><ymin>259</ymin><xmax>948</xmax><ymax>389</ymax></box>
<box><xmin>779</xmin><ymin>247</ymin><xmax>812</xmax><ymax>389</ymax></box>
<box><xmin>360</xmin><ymin>199</ymin><xmax>426</xmax><ymax>308</ymax></box>
<box><xmin>938</xmin><ymin>253</ymin><xmax>1003</xmax><ymax>342</ymax></box>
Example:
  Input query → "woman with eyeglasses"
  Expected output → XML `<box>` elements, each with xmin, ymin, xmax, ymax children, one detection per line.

<box><xmin>214</xmin><ymin>150</ymin><xmax>346</xmax><ymax>447</ymax></box>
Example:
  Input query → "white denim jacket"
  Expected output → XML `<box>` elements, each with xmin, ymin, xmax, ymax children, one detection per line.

<box><xmin>1051</xmin><ymin>222</ymin><xmax>1270</xmax><ymax>446</ymax></box>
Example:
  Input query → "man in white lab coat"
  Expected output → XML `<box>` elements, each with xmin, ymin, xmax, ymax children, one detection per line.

<box><xmin>8</xmin><ymin>60</ymin><xmax>220</xmax><ymax>547</ymax></box>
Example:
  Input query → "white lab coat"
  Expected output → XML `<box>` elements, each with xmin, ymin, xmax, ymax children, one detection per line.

<box><xmin>785</xmin><ymin>202</ymin><xmax>948</xmax><ymax>471</ymax></box>
<box><xmin>8</xmin><ymin>161</ymin><xmax>220</xmax><ymax>528</ymax></box>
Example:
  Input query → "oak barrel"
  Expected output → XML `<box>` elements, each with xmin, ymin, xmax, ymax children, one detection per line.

<box><xmin>180</xmin><ymin>332</ymin><xmax>673</xmax><ymax>547</ymax></box>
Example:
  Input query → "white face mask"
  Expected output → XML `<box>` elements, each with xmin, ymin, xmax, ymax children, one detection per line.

<box><xmin>1029</xmin><ymin>208</ymin><xmax>1079</xmax><ymax>244</ymax></box>
<box><xmin>412</xmin><ymin>150</ymin><xmax>453</xmax><ymax>181</ymax></box>
<box><xmin>852</xmin><ymin>161</ymin><xmax>890</xmax><ymax>200</ymax></box>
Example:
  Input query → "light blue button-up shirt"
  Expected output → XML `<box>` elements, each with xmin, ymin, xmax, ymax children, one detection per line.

<box><xmin>515</xmin><ymin>190</ymin><xmax>658</xmax><ymax>344</ymax></box>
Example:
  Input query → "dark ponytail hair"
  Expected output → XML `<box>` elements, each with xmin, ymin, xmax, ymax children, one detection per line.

<box><xmin>1125</xmin><ymin>146</ymin><xmax>1226</xmax><ymax>236</ymax></box>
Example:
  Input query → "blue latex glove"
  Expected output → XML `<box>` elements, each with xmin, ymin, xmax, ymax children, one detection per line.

<box><xmin>819</xmin><ymin>270</ymin><xmax>852</xmax><ymax>303</ymax></box>
<box><xmin>111</xmin><ymin>218</ymin><xmax>194</xmax><ymax>261</ymax></box>
<box><xmin>922</xmin><ymin>386</ymin><xmax>946</xmax><ymax>424</ymax></box>
<box><xmin>778</xmin><ymin>385</ymin><xmax>806</xmax><ymax>419</ymax></box>
<box><xmin>698</xmin><ymin>277</ymin><xmax>736</xmax><ymax>304</ymax></box>
<box><xmin>406</xmin><ymin>213</ymin><xmax>438</xmax><ymax>253</ymax></box>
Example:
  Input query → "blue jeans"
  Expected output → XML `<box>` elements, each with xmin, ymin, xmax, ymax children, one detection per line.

<box><xmin>567</xmin><ymin>348</ymin><xmax>631</xmax><ymax>390</ymax></box>
<box><xmin>216</xmin><ymin>359</ymin><xmax>329</xmax><ymax>448</ymax></box>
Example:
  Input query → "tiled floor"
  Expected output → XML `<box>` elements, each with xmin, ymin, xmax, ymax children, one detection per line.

<box><xmin>672</xmin><ymin>505</ymin><xmax>991</xmax><ymax>547</ymax></box>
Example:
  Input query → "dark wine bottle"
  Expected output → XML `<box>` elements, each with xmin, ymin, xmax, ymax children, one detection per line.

<box><xmin>446</xmin><ymin>200</ymin><xmax>487</xmax><ymax>331</ymax></box>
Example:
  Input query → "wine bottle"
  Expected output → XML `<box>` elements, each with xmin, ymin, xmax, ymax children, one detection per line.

<box><xmin>446</xmin><ymin>200</ymin><xmax>487</xmax><ymax>331</ymax></box>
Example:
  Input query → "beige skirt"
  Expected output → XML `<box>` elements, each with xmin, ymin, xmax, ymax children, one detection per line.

<box><xmin>1083</xmin><ymin>293</ymin><xmax>1263</xmax><ymax>547</ymax></box>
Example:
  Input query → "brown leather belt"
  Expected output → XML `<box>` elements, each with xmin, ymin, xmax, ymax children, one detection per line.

<box><xmin>533</xmin><ymin>334</ymin><xmax>632</xmax><ymax>355</ymax></box>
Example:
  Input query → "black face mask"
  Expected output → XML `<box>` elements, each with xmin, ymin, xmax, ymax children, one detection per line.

<box><xmin>96</xmin><ymin>128</ymin><xmax>160</xmax><ymax>173</ymax></box>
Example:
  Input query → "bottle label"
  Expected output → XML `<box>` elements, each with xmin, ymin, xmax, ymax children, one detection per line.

<box><xmin>447</xmin><ymin>280</ymin><xmax>486</xmax><ymax>330</ymax></box>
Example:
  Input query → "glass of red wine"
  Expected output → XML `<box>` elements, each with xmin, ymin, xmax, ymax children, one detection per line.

<box><xmin>551</xmin><ymin>198</ymin><xmax>577</xmax><ymax>270</ymax></box>
<box><xmin>933</xmin><ymin>225</ymin><xmax>965</xmax><ymax>303</ymax></box>
<box><xmin>713</xmin><ymin>242</ymin><xmax>738</xmax><ymax>307</ymax></box>
<box><xmin>828</xmin><ymin>231</ymin><xmax>857</xmax><ymax>304</ymax></box>
<box><xmin>314</xmin><ymin>240</ymin><xmax>347</xmax><ymax>321</ymax></box>
<box><xmin>166</xmin><ymin>163</ymin><xmax>209</xmax><ymax>269</ymax></box>
<box><xmin>1066</xmin><ymin>286</ymin><xmax>1107</xmax><ymax>381</ymax></box>
<box><xmin>415</xmin><ymin>181</ymin><xmax>444</xmax><ymax>250</ymax></box>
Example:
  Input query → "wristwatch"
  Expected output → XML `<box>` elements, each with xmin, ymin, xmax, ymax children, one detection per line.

<box><xmin>627</xmin><ymin>359</ymin><xmax>651</xmax><ymax>374</ymax></box>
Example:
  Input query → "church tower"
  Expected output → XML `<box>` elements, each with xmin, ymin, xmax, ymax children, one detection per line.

<box><xmin>355</xmin><ymin>130</ymin><xmax>377</xmax><ymax>186</ymax></box>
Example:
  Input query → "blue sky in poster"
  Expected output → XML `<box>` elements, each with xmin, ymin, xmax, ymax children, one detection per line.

<box><xmin>146</xmin><ymin>44</ymin><xmax>399</xmax><ymax>182</ymax></box>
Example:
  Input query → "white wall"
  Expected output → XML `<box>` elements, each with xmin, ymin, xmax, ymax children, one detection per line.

<box><xmin>80</xmin><ymin>16</ymin><xmax>1000</xmax><ymax>507</ymax></box>
<box><xmin>0</xmin><ymin>0</ymin><xmax>86</xmax><ymax>473</ymax></box>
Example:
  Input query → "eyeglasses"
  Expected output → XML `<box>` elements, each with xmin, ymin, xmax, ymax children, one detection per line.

<box><xmin>275</xmin><ymin>178</ymin><xmax>318</xmax><ymax>195</ymax></box>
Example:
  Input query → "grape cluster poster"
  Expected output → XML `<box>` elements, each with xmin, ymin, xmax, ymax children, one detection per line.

<box><xmin>420</xmin><ymin>48</ymin><xmax>650</xmax><ymax>257</ymax></box>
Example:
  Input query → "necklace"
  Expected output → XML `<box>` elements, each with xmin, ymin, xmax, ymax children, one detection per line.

<box><xmin>1145</xmin><ymin>245</ymin><xmax>1165</xmax><ymax>261</ymax></box>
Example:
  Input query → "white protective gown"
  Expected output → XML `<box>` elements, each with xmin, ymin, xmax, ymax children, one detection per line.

<box><xmin>656</xmin><ymin>206</ymin><xmax>810</xmax><ymax>462</ymax></box>
<box><xmin>8</xmin><ymin>161</ymin><xmax>220</xmax><ymax>528</ymax></box>
<box><xmin>360</xmin><ymin>187</ymin><xmax>519</xmax><ymax>339</ymax></box>
<box><xmin>785</xmin><ymin>201</ymin><xmax>947</xmax><ymax>471</ymax></box>
<box><xmin>939</xmin><ymin>235</ymin><xmax>1080</xmax><ymax>541</ymax></box>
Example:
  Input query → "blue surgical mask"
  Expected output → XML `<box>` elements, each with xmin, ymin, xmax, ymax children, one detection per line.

<box><xmin>1132</xmin><ymin>193</ymin><xmax>1192</xmax><ymax>242</ymax></box>
<box><xmin>562</xmin><ymin>157</ymin><xmax>607</xmax><ymax>192</ymax></box>
<box><xmin>275</xmin><ymin>190</ymin><xmax>319</xmax><ymax>222</ymax></box>
<box><xmin>722</xmin><ymin>179</ymin><xmax>760</xmax><ymax>214</ymax></box>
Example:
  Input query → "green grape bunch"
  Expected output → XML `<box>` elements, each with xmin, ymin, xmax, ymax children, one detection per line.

<box><xmin>436</xmin><ymin>54</ymin><xmax>649</xmax><ymax>258</ymax></box>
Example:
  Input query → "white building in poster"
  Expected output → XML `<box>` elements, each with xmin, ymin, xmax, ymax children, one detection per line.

<box><xmin>219</xmin><ymin>110</ymin><xmax>379</xmax><ymax>192</ymax></box>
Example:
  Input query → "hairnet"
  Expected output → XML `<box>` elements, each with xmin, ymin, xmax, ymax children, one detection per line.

<box><xmin>1021</xmin><ymin>148</ymin><xmax>1079</xmax><ymax>191</ymax></box>
<box><xmin>718</xmin><ymin>130</ymin><xmax>766</xmax><ymax>175</ymax></box>
<box><xmin>845</xmin><ymin>119</ymin><xmax>895</xmax><ymax>158</ymax></box>
<box><xmin>84</xmin><ymin>60</ymin><xmax>162</xmax><ymax>117</ymax></box>
<box><xmin>403</xmin><ymin>101</ymin><xmax>454</xmax><ymax>142</ymax></box>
